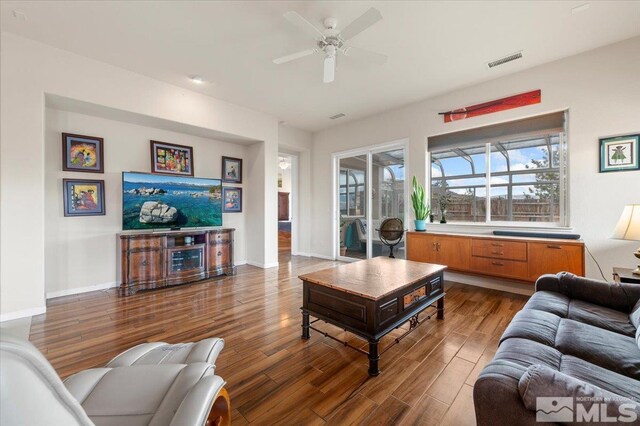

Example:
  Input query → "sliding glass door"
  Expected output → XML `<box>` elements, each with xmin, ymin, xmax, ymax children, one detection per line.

<box><xmin>335</xmin><ymin>143</ymin><xmax>407</xmax><ymax>261</ymax></box>
<box><xmin>338</xmin><ymin>155</ymin><xmax>368</xmax><ymax>259</ymax></box>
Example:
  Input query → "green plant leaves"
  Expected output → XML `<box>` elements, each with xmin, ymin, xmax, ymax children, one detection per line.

<box><xmin>411</xmin><ymin>176</ymin><xmax>430</xmax><ymax>220</ymax></box>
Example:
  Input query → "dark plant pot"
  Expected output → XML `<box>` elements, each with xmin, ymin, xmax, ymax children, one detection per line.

<box><xmin>440</xmin><ymin>216</ymin><xmax>447</xmax><ymax>224</ymax></box>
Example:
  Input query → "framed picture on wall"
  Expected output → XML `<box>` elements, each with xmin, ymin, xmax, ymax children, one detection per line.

<box><xmin>222</xmin><ymin>156</ymin><xmax>242</xmax><ymax>183</ymax></box>
<box><xmin>150</xmin><ymin>140</ymin><xmax>194</xmax><ymax>176</ymax></box>
<box><xmin>62</xmin><ymin>133</ymin><xmax>104</xmax><ymax>173</ymax></box>
<box><xmin>222</xmin><ymin>187</ymin><xmax>242</xmax><ymax>213</ymax></box>
<box><xmin>599</xmin><ymin>134</ymin><xmax>640</xmax><ymax>173</ymax></box>
<box><xmin>63</xmin><ymin>179</ymin><xmax>106</xmax><ymax>217</ymax></box>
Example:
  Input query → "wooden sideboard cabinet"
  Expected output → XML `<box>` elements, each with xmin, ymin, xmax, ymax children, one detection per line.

<box><xmin>407</xmin><ymin>231</ymin><xmax>584</xmax><ymax>283</ymax></box>
<box><xmin>119</xmin><ymin>228</ymin><xmax>236</xmax><ymax>296</ymax></box>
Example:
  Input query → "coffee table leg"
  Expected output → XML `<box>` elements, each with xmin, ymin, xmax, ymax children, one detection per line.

<box><xmin>437</xmin><ymin>297</ymin><xmax>445</xmax><ymax>320</ymax></box>
<box><xmin>302</xmin><ymin>311</ymin><xmax>310</xmax><ymax>339</ymax></box>
<box><xmin>368</xmin><ymin>340</ymin><xmax>380</xmax><ymax>376</ymax></box>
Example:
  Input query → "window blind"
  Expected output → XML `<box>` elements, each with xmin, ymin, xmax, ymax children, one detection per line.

<box><xmin>428</xmin><ymin>111</ymin><xmax>566</xmax><ymax>152</ymax></box>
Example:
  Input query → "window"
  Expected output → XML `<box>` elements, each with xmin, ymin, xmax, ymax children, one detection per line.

<box><xmin>428</xmin><ymin>112</ymin><xmax>567</xmax><ymax>225</ymax></box>
<box><xmin>340</xmin><ymin>168</ymin><xmax>366</xmax><ymax>216</ymax></box>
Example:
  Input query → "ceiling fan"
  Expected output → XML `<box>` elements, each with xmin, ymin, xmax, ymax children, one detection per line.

<box><xmin>273</xmin><ymin>7</ymin><xmax>387</xmax><ymax>83</ymax></box>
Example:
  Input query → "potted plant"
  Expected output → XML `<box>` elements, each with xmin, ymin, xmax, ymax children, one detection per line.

<box><xmin>439</xmin><ymin>193</ymin><xmax>450</xmax><ymax>224</ymax></box>
<box><xmin>411</xmin><ymin>176</ymin><xmax>430</xmax><ymax>231</ymax></box>
<box><xmin>339</xmin><ymin>215</ymin><xmax>347</xmax><ymax>256</ymax></box>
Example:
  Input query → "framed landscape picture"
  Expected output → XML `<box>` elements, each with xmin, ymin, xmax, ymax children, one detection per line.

<box><xmin>222</xmin><ymin>156</ymin><xmax>242</xmax><ymax>183</ymax></box>
<box><xmin>62</xmin><ymin>133</ymin><xmax>104</xmax><ymax>173</ymax></box>
<box><xmin>63</xmin><ymin>179</ymin><xmax>106</xmax><ymax>217</ymax></box>
<box><xmin>150</xmin><ymin>140</ymin><xmax>194</xmax><ymax>176</ymax></box>
<box><xmin>222</xmin><ymin>187</ymin><xmax>242</xmax><ymax>213</ymax></box>
<box><xmin>599</xmin><ymin>134</ymin><xmax>639</xmax><ymax>173</ymax></box>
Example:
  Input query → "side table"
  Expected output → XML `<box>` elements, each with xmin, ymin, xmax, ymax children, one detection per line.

<box><xmin>612</xmin><ymin>267</ymin><xmax>640</xmax><ymax>284</ymax></box>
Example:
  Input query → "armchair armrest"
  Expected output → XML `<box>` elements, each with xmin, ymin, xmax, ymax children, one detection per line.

<box><xmin>535</xmin><ymin>272</ymin><xmax>640</xmax><ymax>313</ymax></box>
<box><xmin>170</xmin><ymin>375</ymin><xmax>229</xmax><ymax>426</ymax></box>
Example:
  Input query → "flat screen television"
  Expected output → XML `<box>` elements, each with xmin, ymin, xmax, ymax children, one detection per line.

<box><xmin>122</xmin><ymin>172</ymin><xmax>222</xmax><ymax>230</ymax></box>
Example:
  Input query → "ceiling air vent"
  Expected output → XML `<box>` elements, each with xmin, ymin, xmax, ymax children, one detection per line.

<box><xmin>487</xmin><ymin>51</ymin><xmax>523</xmax><ymax>69</ymax></box>
<box><xmin>329</xmin><ymin>113</ymin><xmax>346</xmax><ymax>120</ymax></box>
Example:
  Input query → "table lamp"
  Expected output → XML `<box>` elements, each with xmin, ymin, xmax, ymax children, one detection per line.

<box><xmin>611</xmin><ymin>204</ymin><xmax>640</xmax><ymax>275</ymax></box>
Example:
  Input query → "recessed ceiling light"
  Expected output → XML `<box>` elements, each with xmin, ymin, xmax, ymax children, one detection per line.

<box><xmin>189</xmin><ymin>75</ymin><xmax>204</xmax><ymax>84</ymax></box>
<box><xmin>571</xmin><ymin>3</ymin><xmax>590</xmax><ymax>14</ymax></box>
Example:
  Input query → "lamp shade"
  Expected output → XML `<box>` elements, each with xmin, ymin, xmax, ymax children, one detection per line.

<box><xmin>611</xmin><ymin>204</ymin><xmax>640</xmax><ymax>241</ymax></box>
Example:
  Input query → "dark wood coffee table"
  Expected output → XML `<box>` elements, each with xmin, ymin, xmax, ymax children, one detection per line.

<box><xmin>299</xmin><ymin>257</ymin><xmax>446</xmax><ymax>376</ymax></box>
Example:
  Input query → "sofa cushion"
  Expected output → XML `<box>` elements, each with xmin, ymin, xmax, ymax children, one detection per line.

<box><xmin>560</xmin><ymin>355</ymin><xmax>640</xmax><ymax>401</ymax></box>
<box><xmin>524</xmin><ymin>291</ymin><xmax>569</xmax><ymax>317</ymax></box>
<box><xmin>492</xmin><ymin>338</ymin><xmax>562</xmax><ymax>370</ymax></box>
<box><xmin>518</xmin><ymin>364</ymin><xmax>640</xmax><ymax>424</ymax></box>
<box><xmin>555</xmin><ymin>319</ymin><xmax>640</xmax><ymax>379</ymax></box>
<box><xmin>526</xmin><ymin>291</ymin><xmax>636</xmax><ymax>337</ymax></box>
<box><xmin>631</xmin><ymin>299</ymin><xmax>640</xmax><ymax>351</ymax></box>
<box><xmin>568</xmin><ymin>299</ymin><xmax>636</xmax><ymax>337</ymax></box>
<box><xmin>500</xmin><ymin>309</ymin><xmax>561</xmax><ymax>347</ymax></box>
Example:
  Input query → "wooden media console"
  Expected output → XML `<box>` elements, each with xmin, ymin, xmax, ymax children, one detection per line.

<box><xmin>118</xmin><ymin>228</ymin><xmax>235</xmax><ymax>296</ymax></box>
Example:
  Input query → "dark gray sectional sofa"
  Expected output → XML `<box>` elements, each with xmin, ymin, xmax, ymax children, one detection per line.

<box><xmin>474</xmin><ymin>272</ymin><xmax>640</xmax><ymax>425</ymax></box>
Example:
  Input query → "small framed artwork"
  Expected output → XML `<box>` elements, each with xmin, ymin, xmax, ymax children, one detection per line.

<box><xmin>599</xmin><ymin>134</ymin><xmax>640</xmax><ymax>173</ymax></box>
<box><xmin>63</xmin><ymin>179</ymin><xmax>106</xmax><ymax>217</ymax></box>
<box><xmin>150</xmin><ymin>140</ymin><xmax>194</xmax><ymax>176</ymax></box>
<box><xmin>222</xmin><ymin>187</ymin><xmax>242</xmax><ymax>213</ymax></box>
<box><xmin>222</xmin><ymin>156</ymin><xmax>242</xmax><ymax>183</ymax></box>
<box><xmin>62</xmin><ymin>133</ymin><xmax>104</xmax><ymax>173</ymax></box>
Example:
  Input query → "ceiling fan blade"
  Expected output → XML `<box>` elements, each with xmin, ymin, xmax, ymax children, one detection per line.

<box><xmin>342</xmin><ymin>46</ymin><xmax>388</xmax><ymax>65</ymax></box>
<box><xmin>283</xmin><ymin>11</ymin><xmax>326</xmax><ymax>41</ymax></box>
<box><xmin>339</xmin><ymin>7</ymin><xmax>382</xmax><ymax>41</ymax></box>
<box><xmin>323</xmin><ymin>55</ymin><xmax>336</xmax><ymax>83</ymax></box>
<box><xmin>273</xmin><ymin>49</ymin><xmax>317</xmax><ymax>64</ymax></box>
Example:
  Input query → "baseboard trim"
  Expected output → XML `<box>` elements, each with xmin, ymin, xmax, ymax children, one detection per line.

<box><xmin>46</xmin><ymin>282</ymin><xmax>117</xmax><ymax>299</ymax></box>
<box><xmin>301</xmin><ymin>252</ymin><xmax>335</xmax><ymax>261</ymax></box>
<box><xmin>0</xmin><ymin>306</ymin><xmax>46</xmax><ymax>322</ymax></box>
<box><xmin>246</xmin><ymin>261</ymin><xmax>279</xmax><ymax>269</ymax></box>
<box><xmin>235</xmin><ymin>260</ymin><xmax>248</xmax><ymax>266</ymax></box>
<box><xmin>445</xmin><ymin>271</ymin><xmax>534</xmax><ymax>296</ymax></box>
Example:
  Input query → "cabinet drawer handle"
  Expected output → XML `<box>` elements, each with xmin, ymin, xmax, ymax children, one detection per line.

<box><xmin>217</xmin><ymin>251</ymin><xmax>222</xmax><ymax>256</ymax></box>
<box><xmin>491</xmin><ymin>251</ymin><xmax>504</xmax><ymax>255</ymax></box>
<box><xmin>141</xmin><ymin>259</ymin><xmax>148</xmax><ymax>266</ymax></box>
<box><xmin>491</xmin><ymin>262</ymin><xmax>504</xmax><ymax>266</ymax></box>
<box><xmin>491</xmin><ymin>243</ymin><xmax>504</xmax><ymax>247</ymax></box>
<box><xmin>547</xmin><ymin>245</ymin><xmax>562</xmax><ymax>249</ymax></box>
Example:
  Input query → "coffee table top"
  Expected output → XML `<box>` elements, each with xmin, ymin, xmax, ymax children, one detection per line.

<box><xmin>298</xmin><ymin>257</ymin><xmax>446</xmax><ymax>300</ymax></box>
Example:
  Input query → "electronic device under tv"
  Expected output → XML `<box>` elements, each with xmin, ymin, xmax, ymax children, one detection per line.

<box><xmin>122</xmin><ymin>171</ymin><xmax>222</xmax><ymax>230</ymax></box>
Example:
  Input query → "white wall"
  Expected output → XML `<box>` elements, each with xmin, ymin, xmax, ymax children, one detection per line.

<box><xmin>44</xmin><ymin>108</ymin><xmax>248</xmax><ymax>297</ymax></box>
<box><xmin>1</xmin><ymin>33</ymin><xmax>279</xmax><ymax>320</ymax></box>
<box><xmin>311</xmin><ymin>36</ymin><xmax>640</xmax><ymax>283</ymax></box>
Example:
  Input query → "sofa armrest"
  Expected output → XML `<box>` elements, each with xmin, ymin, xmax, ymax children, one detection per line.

<box><xmin>170</xmin><ymin>375</ymin><xmax>229</xmax><ymax>426</ymax></box>
<box><xmin>535</xmin><ymin>272</ymin><xmax>640</xmax><ymax>313</ymax></box>
<box><xmin>473</xmin><ymin>360</ymin><xmax>539</xmax><ymax>426</ymax></box>
<box><xmin>535</xmin><ymin>274</ymin><xmax>562</xmax><ymax>293</ymax></box>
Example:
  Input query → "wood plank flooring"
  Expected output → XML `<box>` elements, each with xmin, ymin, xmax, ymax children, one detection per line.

<box><xmin>29</xmin><ymin>254</ymin><xmax>528</xmax><ymax>425</ymax></box>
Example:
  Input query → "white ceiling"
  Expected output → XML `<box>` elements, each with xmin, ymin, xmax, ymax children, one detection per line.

<box><xmin>2</xmin><ymin>1</ymin><xmax>640</xmax><ymax>132</ymax></box>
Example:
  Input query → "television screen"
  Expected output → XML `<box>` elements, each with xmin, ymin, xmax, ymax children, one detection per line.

<box><xmin>122</xmin><ymin>172</ymin><xmax>222</xmax><ymax>230</ymax></box>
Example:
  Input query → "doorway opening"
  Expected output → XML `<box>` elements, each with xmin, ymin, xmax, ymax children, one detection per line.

<box><xmin>278</xmin><ymin>153</ymin><xmax>295</xmax><ymax>259</ymax></box>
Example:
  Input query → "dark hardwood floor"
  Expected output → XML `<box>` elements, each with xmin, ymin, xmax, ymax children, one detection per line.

<box><xmin>29</xmin><ymin>254</ymin><xmax>528</xmax><ymax>425</ymax></box>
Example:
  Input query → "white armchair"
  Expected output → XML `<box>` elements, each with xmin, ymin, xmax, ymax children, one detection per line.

<box><xmin>0</xmin><ymin>332</ymin><xmax>230</xmax><ymax>426</ymax></box>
